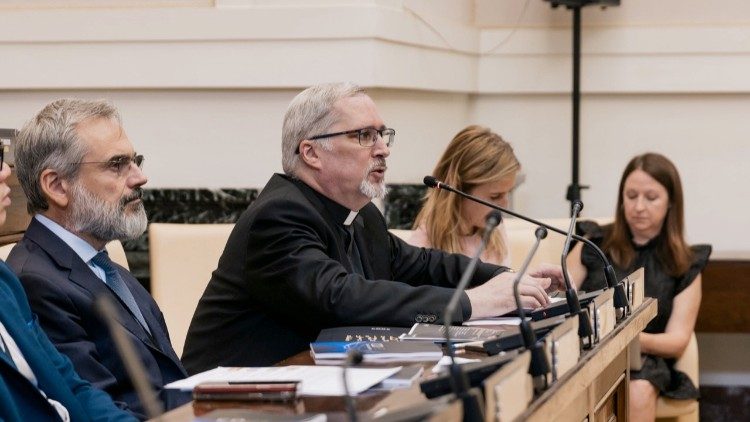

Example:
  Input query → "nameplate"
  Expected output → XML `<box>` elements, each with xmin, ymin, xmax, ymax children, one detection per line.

<box><xmin>544</xmin><ymin>316</ymin><xmax>580</xmax><ymax>383</ymax></box>
<box><xmin>626</xmin><ymin>268</ymin><xmax>645</xmax><ymax>309</ymax></box>
<box><xmin>589</xmin><ymin>288</ymin><xmax>616</xmax><ymax>343</ymax></box>
<box><xmin>484</xmin><ymin>350</ymin><xmax>533</xmax><ymax>422</ymax></box>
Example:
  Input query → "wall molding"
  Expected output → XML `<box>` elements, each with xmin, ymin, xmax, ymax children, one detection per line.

<box><xmin>0</xmin><ymin>2</ymin><xmax>747</xmax><ymax>93</ymax></box>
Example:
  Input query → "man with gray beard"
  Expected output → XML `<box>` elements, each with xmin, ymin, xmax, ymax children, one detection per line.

<box><xmin>7</xmin><ymin>99</ymin><xmax>187</xmax><ymax>420</ymax></box>
<box><xmin>183</xmin><ymin>83</ymin><xmax>560</xmax><ymax>372</ymax></box>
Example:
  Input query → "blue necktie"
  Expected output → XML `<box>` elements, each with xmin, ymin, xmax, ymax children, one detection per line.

<box><xmin>91</xmin><ymin>251</ymin><xmax>151</xmax><ymax>336</ymax></box>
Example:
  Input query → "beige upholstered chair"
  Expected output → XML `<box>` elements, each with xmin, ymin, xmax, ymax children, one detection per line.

<box><xmin>148</xmin><ymin>223</ymin><xmax>234</xmax><ymax>357</ymax></box>
<box><xmin>105</xmin><ymin>240</ymin><xmax>130</xmax><ymax>270</ymax></box>
<box><xmin>505</xmin><ymin>217</ymin><xmax>613</xmax><ymax>270</ymax></box>
<box><xmin>0</xmin><ymin>243</ymin><xmax>15</xmax><ymax>261</ymax></box>
<box><xmin>655</xmin><ymin>332</ymin><xmax>700</xmax><ymax>421</ymax></box>
<box><xmin>0</xmin><ymin>240</ymin><xmax>129</xmax><ymax>269</ymax></box>
<box><xmin>388</xmin><ymin>229</ymin><xmax>414</xmax><ymax>242</ymax></box>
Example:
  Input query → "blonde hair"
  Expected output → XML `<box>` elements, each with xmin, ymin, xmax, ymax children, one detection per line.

<box><xmin>413</xmin><ymin>125</ymin><xmax>520</xmax><ymax>261</ymax></box>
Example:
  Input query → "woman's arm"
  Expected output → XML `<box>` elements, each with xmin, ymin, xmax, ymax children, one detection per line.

<box><xmin>639</xmin><ymin>274</ymin><xmax>702</xmax><ymax>358</ymax></box>
<box><xmin>565</xmin><ymin>241</ymin><xmax>588</xmax><ymax>290</ymax></box>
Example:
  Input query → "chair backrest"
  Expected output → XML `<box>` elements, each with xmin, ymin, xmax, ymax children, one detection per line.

<box><xmin>148</xmin><ymin>223</ymin><xmax>234</xmax><ymax>357</ymax></box>
<box><xmin>0</xmin><ymin>243</ymin><xmax>15</xmax><ymax>261</ymax></box>
<box><xmin>505</xmin><ymin>217</ymin><xmax>613</xmax><ymax>270</ymax></box>
<box><xmin>675</xmin><ymin>332</ymin><xmax>699</xmax><ymax>385</ymax></box>
<box><xmin>388</xmin><ymin>229</ymin><xmax>414</xmax><ymax>242</ymax></box>
<box><xmin>105</xmin><ymin>240</ymin><xmax>130</xmax><ymax>270</ymax></box>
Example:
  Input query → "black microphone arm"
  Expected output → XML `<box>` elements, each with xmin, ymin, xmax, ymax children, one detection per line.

<box><xmin>424</xmin><ymin>176</ymin><xmax>630</xmax><ymax>315</ymax></box>
<box><xmin>443</xmin><ymin>209</ymin><xmax>502</xmax><ymax>422</ymax></box>
<box><xmin>95</xmin><ymin>295</ymin><xmax>164</xmax><ymax>420</ymax></box>
<box><xmin>561</xmin><ymin>201</ymin><xmax>594</xmax><ymax>345</ymax></box>
<box><xmin>512</xmin><ymin>226</ymin><xmax>551</xmax><ymax>387</ymax></box>
<box><xmin>343</xmin><ymin>349</ymin><xmax>364</xmax><ymax>422</ymax></box>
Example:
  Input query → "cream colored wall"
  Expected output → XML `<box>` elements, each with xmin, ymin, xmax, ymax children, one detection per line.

<box><xmin>472</xmin><ymin>94</ymin><xmax>750</xmax><ymax>251</ymax></box>
<box><xmin>0</xmin><ymin>0</ymin><xmax>745</xmax><ymax>252</ymax></box>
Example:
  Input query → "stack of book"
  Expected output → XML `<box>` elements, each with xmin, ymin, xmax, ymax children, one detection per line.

<box><xmin>309</xmin><ymin>341</ymin><xmax>443</xmax><ymax>364</ymax></box>
<box><xmin>399</xmin><ymin>323</ymin><xmax>503</xmax><ymax>343</ymax></box>
<box><xmin>315</xmin><ymin>326</ymin><xmax>409</xmax><ymax>342</ymax></box>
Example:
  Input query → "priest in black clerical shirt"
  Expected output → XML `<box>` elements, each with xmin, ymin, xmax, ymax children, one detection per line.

<box><xmin>182</xmin><ymin>82</ymin><xmax>563</xmax><ymax>372</ymax></box>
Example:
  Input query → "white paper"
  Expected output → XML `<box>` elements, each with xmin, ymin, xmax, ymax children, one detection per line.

<box><xmin>431</xmin><ymin>356</ymin><xmax>481</xmax><ymax>373</ymax></box>
<box><xmin>165</xmin><ymin>365</ymin><xmax>401</xmax><ymax>397</ymax></box>
<box><xmin>463</xmin><ymin>317</ymin><xmax>523</xmax><ymax>326</ymax></box>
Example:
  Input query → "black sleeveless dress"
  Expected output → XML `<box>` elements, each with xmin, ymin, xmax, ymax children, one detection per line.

<box><xmin>577</xmin><ymin>221</ymin><xmax>711</xmax><ymax>399</ymax></box>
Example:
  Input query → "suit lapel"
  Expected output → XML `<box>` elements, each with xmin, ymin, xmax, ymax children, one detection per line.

<box><xmin>117</xmin><ymin>265</ymin><xmax>182</xmax><ymax>362</ymax></box>
<box><xmin>24</xmin><ymin>219</ymin><xmax>158</xmax><ymax>349</ymax></box>
<box><xmin>0</xmin><ymin>277</ymin><xmax>83</xmax><ymax>416</ymax></box>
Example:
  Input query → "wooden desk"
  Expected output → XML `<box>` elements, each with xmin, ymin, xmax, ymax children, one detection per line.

<box><xmin>158</xmin><ymin>299</ymin><xmax>656</xmax><ymax>422</ymax></box>
<box><xmin>517</xmin><ymin>298</ymin><xmax>656</xmax><ymax>422</ymax></box>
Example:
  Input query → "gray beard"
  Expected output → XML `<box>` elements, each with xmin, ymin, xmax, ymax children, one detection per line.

<box><xmin>359</xmin><ymin>179</ymin><xmax>387</xmax><ymax>199</ymax></box>
<box><xmin>68</xmin><ymin>183</ymin><xmax>147</xmax><ymax>242</ymax></box>
<box><xmin>359</xmin><ymin>159</ymin><xmax>388</xmax><ymax>199</ymax></box>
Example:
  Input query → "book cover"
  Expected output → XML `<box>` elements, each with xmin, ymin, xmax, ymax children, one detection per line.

<box><xmin>399</xmin><ymin>323</ymin><xmax>503</xmax><ymax>343</ymax></box>
<box><xmin>310</xmin><ymin>341</ymin><xmax>443</xmax><ymax>363</ymax></box>
<box><xmin>315</xmin><ymin>326</ymin><xmax>410</xmax><ymax>342</ymax></box>
<box><xmin>370</xmin><ymin>364</ymin><xmax>425</xmax><ymax>390</ymax></box>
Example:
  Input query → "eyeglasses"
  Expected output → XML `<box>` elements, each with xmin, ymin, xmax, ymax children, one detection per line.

<box><xmin>302</xmin><ymin>127</ymin><xmax>396</xmax><ymax>152</ymax></box>
<box><xmin>76</xmin><ymin>153</ymin><xmax>144</xmax><ymax>176</ymax></box>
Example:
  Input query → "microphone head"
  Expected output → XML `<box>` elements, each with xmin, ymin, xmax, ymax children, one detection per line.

<box><xmin>485</xmin><ymin>210</ymin><xmax>503</xmax><ymax>227</ymax></box>
<box><xmin>534</xmin><ymin>226</ymin><xmax>548</xmax><ymax>240</ymax></box>
<box><xmin>573</xmin><ymin>200</ymin><xmax>584</xmax><ymax>214</ymax></box>
<box><xmin>423</xmin><ymin>176</ymin><xmax>439</xmax><ymax>188</ymax></box>
<box><xmin>346</xmin><ymin>349</ymin><xmax>364</xmax><ymax>365</ymax></box>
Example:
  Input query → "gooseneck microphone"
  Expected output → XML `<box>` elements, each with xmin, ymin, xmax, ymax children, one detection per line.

<box><xmin>424</xmin><ymin>176</ymin><xmax>630</xmax><ymax>316</ymax></box>
<box><xmin>512</xmin><ymin>226</ymin><xmax>551</xmax><ymax>390</ymax></box>
<box><xmin>343</xmin><ymin>348</ymin><xmax>364</xmax><ymax>422</ymax></box>
<box><xmin>561</xmin><ymin>201</ymin><xmax>594</xmax><ymax>347</ymax></box>
<box><xmin>95</xmin><ymin>295</ymin><xmax>164</xmax><ymax>420</ymax></box>
<box><xmin>443</xmin><ymin>210</ymin><xmax>502</xmax><ymax>422</ymax></box>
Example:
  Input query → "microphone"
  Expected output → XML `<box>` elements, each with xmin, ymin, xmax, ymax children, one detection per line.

<box><xmin>343</xmin><ymin>349</ymin><xmax>364</xmax><ymax>422</ymax></box>
<box><xmin>443</xmin><ymin>210</ymin><xmax>502</xmax><ymax>422</ymax></box>
<box><xmin>512</xmin><ymin>226</ymin><xmax>551</xmax><ymax>390</ymax></box>
<box><xmin>560</xmin><ymin>201</ymin><xmax>594</xmax><ymax>347</ymax></box>
<box><xmin>95</xmin><ymin>295</ymin><xmax>164</xmax><ymax>420</ymax></box>
<box><xmin>424</xmin><ymin>176</ymin><xmax>629</xmax><ymax>316</ymax></box>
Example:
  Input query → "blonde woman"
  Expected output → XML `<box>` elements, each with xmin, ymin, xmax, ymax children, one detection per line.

<box><xmin>409</xmin><ymin>125</ymin><xmax>520</xmax><ymax>266</ymax></box>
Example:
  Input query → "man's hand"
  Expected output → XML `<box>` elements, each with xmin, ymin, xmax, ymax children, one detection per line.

<box><xmin>528</xmin><ymin>263</ymin><xmax>569</xmax><ymax>293</ymax></box>
<box><xmin>465</xmin><ymin>271</ymin><xmax>551</xmax><ymax>320</ymax></box>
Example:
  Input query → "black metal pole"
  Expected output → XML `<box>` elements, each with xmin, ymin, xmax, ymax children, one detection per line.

<box><xmin>566</xmin><ymin>5</ymin><xmax>585</xmax><ymax>217</ymax></box>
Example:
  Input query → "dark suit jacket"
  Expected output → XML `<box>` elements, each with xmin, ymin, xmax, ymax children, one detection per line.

<box><xmin>6</xmin><ymin>218</ymin><xmax>187</xmax><ymax>419</ymax></box>
<box><xmin>183</xmin><ymin>174</ymin><xmax>507</xmax><ymax>372</ymax></box>
<box><xmin>0</xmin><ymin>260</ymin><xmax>135</xmax><ymax>422</ymax></box>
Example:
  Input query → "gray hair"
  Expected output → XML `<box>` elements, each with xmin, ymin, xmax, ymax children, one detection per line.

<box><xmin>281</xmin><ymin>82</ymin><xmax>367</xmax><ymax>176</ymax></box>
<box><xmin>14</xmin><ymin>98</ymin><xmax>121</xmax><ymax>213</ymax></box>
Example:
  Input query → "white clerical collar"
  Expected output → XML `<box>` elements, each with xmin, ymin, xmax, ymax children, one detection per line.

<box><xmin>343</xmin><ymin>210</ymin><xmax>359</xmax><ymax>226</ymax></box>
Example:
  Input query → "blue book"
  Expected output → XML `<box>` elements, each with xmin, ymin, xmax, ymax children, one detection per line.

<box><xmin>310</xmin><ymin>341</ymin><xmax>443</xmax><ymax>363</ymax></box>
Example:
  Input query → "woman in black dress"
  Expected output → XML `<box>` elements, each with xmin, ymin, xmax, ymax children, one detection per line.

<box><xmin>567</xmin><ymin>153</ymin><xmax>710</xmax><ymax>421</ymax></box>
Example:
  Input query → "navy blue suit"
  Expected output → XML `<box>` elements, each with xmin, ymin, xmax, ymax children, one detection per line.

<box><xmin>0</xmin><ymin>260</ymin><xmax>135</xmax><ymax>422</ymax></box>
<box><xmin>6</xmin><ymin>219</ymin><xmax>187</xmax><ymax>419</ymax></box>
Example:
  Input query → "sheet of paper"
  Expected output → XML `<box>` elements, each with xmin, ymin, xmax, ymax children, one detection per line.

<box><xmin>463</xmin><ymin>317</ymin><xmax>523</xmax><ymax>326</ymax></box>
<box><xmin>431</xmin><ymin>356</ymin><xmax>481</xmax><ymax>374</ymax></box>
<box><xmin>165</xmin><ymin>365</ymin><xmax>401</xmax><ymax>396</ymax></box>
